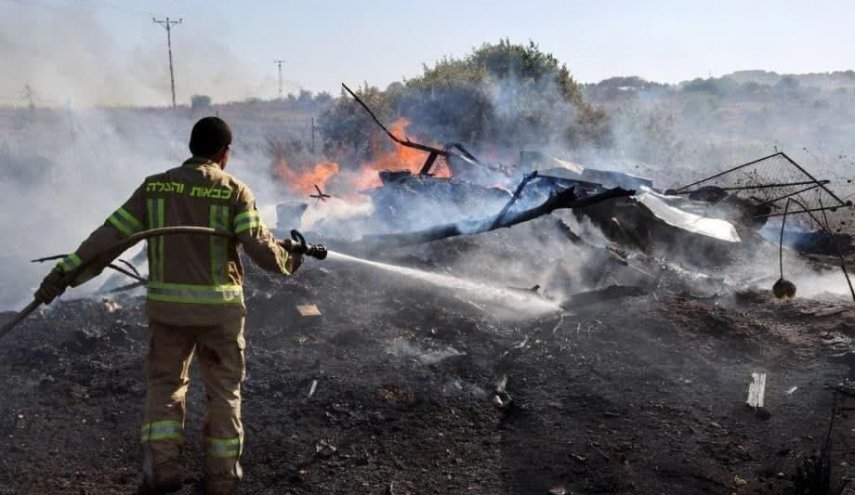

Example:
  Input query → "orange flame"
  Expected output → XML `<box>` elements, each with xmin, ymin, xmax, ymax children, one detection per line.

<box><xmin>351</xmin><ymin>118</ymin><xmax>452</xmax><ymax>189</ymax></box>
<box><xmin>272</xmin><ymin>157</ymin><xmax>340</xmax><ymax>195</ymax></box>
<box><xmin>271</xmin><ymin>118</ymin><xmax>452</xmax><ymax>198</ymax></box>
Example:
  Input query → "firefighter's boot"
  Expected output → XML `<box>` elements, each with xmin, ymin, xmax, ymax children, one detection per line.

<box><xmin>138</xmin><ymin>455</ymin><xmax>183</xmax><ymax>494</ymax></box>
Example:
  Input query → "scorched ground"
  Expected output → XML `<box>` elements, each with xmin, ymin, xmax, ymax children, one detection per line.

<box><xmin>0</xmin><ymin>222</ymin><xmax>852</xmax><ymax>495</ymax></box>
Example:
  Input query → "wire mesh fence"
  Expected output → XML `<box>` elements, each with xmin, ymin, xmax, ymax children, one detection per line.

<box><xmin>674</xmin><ymin>152</ymin><xmax>854</xmax><ymax>235</ymax></box>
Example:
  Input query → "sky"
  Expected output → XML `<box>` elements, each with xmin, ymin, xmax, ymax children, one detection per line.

<box><xmin>1</xmin><ymin>0</ymin><xmax>854</xmax><ymax>106</ymax></box>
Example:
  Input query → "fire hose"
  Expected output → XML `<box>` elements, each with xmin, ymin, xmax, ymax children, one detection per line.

<box><xmin>31</xmin><ymin>256</ymin><xmax>148</xmax><ymax>284</ymax></box>
<box><xmin>0</xmin><ymin>227</ymin><xmax>327</xmax><ymax>341</ymax></box>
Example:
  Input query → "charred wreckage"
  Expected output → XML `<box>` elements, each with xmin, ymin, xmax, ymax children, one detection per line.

<box><xmin>272</xmin><ymin>84</ymin><xmax>855</xmax><ymax>308</ymax></box>
<box><xmin>2</xmin><ymin>83</ymin><xmax>855</xmax><ymax>495</ymax></box>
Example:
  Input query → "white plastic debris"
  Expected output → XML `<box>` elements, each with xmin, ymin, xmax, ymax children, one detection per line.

<box><xmin>635</xmin><ymin>187</ymin><xmax>742</xmax><ymax>243</ymax></box>
<box><xmin>747</xmin><ymin>372</ymin><xmax>767</xmax><ymax>408</ymax></box>
<box><xmin>548</xmin><ymin>485</ymin><xmax>567</xmax><ymax>495</ymax></box>
<box><xmin>296</xmin><ymin>304</ymin><xmax>322</xmax><ymax>316</ymax></box>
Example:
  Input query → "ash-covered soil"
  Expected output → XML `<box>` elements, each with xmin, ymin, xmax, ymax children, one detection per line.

<box><xmin>1</xmin><ymin>227</ymin><xmax>853</xmax><ymax>495</ymax></box>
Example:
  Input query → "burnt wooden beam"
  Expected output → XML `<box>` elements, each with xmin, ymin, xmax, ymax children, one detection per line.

<box><xmin>342</xmin><ymin>83</ymin><xmax>450</xmax><ymax>158</ymax></box>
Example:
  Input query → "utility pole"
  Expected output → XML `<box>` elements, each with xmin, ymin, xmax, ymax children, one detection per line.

<box><xmin>273</xmin><ymin>59</ymin><xmax>285</xmax><ymax>99</ymax></box>
<box><xmin>23</xmin><ymin>84</ymin><xmax>35</xmax><ymax>113</ymax></box>
<box><xmin>153</xmin><ymin>17</ymin><xmax>182</xmax><ymax>109</ymax></box>
<box><xmin>66</xmin><ymin>98</ymin><xmax>76</xmax><ymax>142</ymax></box>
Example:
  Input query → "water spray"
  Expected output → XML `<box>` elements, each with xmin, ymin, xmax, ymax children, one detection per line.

<box><xmin>325</xmin><ymin>250</ymin><xmax>563</xmax><ymax>317</ymax></box>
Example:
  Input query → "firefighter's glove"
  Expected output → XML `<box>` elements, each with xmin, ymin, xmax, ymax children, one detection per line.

<box><xmin>278</xmin><ymin>239</ymin><xmax>295</xmax><ymax>252</ymax></box>
<box><xmin>36</xmin><ymin>268</ymin><xmax>68</xmax><ymax>304</ymax></box>
<box><xmin>278</xmin><ymin>239</ymin><xmax>304</xmax><ymax>274</ymax></box>
<box><xmin>289</xmin><ymin>252</ymin><xmax>304</xmax><ymax>274</ymax></box>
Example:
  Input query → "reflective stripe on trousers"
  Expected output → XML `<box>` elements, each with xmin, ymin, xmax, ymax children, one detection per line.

<box><xmin>140</xmin><ymin>419</ymin><xmax>183</xmax><ymax>442</ymax></box>
<box><xmin>207</xmin><ymin>436</ymin><xmax>242</xmax><ymax>458</ymax></box>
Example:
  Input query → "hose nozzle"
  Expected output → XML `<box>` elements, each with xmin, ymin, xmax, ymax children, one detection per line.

<box><xmin>286</xmin><ymin>230</ymin><xmax>327</xmax><ymax>260</ymax></box>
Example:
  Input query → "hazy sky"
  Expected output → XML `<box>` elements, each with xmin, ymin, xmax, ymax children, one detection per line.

<box><xmin>2</xmin><ymin>0</ymin><xmax>853</xmax><ymax>105</ymax></box>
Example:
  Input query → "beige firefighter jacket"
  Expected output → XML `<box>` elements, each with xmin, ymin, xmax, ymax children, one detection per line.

<box><xmin>56</xmin><ymin>157</ymin><xmax>294</xmax><ymax>325</ymax></box>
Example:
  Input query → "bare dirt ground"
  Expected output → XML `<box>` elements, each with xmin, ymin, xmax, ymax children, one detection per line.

<box><xmin>0</xmin><ymin>231</ymin><xmax>853</xmax><ymax>495</ymax></box>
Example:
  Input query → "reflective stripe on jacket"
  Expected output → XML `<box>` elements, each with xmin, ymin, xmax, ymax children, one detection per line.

<box><xmin>57</xmin><ymin>157</ymin><xmax>294</xmax><ymax>325</ymax></box>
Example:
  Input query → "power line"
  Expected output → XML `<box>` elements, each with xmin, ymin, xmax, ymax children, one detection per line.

<box><xmin>274</xmin><ymin>59</ymin><xmax>285</xmax><ymax>99</ymax></box>
<box><xmin>152</xmin><ymin>16</ymin><xmax>182</xmax><ymax>109</ymax></box>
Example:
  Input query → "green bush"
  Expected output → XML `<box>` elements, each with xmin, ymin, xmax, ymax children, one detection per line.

<box><xmin>319</xmin><ymin>40</ymin><xmax>611</xmax><ymax>164</ymax></box>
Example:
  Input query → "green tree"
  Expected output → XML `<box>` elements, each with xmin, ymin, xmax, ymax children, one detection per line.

<box><xmin>318</xmin><ymin>84</ymin><xmax>391</xmax><ymax>159</ymax></box>
<box><xmin>319</xmin><ymin>40</ymin><xmax>611</xmax><ymax>162</ymax></box>
<box><xmin>404</xmin><ymin>39</ymin><xmax>610</xmax><ymax>148</ymax></box>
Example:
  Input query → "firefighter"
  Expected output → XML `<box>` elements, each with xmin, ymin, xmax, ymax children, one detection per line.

<box><xmin>35</xmin><ymin>117</ymin><xmax>300</xmax><ymax>495</ymax></box>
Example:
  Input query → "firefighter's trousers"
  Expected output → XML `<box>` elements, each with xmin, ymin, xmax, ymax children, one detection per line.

<box><xmin>140</xmin><ymin>317</ymin><xmax>246</xmax><ymax>485</ymax></box>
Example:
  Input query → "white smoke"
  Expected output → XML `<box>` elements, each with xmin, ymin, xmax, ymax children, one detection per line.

<box><xmin>0</xmin><ymin>1</ymin><xmax>273</xmax><ymax>107</ymax></box>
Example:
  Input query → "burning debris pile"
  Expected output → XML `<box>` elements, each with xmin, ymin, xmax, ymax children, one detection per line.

<box><xmin>263</xmin><ymin>83</ymin><xmax>854</xmax><ymax>308</ymax></box>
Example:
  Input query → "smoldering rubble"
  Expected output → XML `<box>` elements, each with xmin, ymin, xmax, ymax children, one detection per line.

<box><xmin>3</xmin><ymin>210</ymin><xmax>855</xmax><ymax>494</ymax></box>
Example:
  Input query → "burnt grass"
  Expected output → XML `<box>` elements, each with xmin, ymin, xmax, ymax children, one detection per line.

<box><xmin>0</xmin><ymin>244</ymin><xmax>853</xmax><ymax>494</ymax></box>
